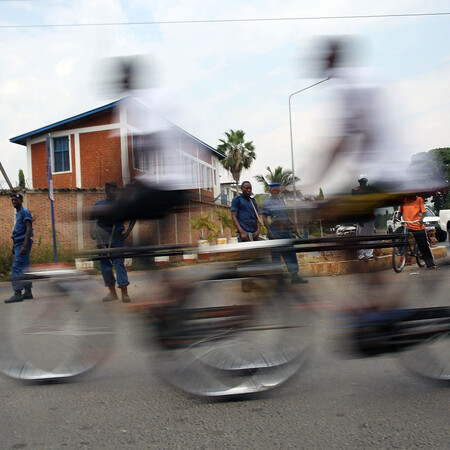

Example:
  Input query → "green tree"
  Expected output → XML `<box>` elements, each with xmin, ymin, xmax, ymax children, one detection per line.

<box><xmin>409</xmin><ymin>148</ymin><xmax>450</xmax><ymax>212</ymax></box>
<box><xmin>217</xmin><ymin>129</ymin><xmax>256</xmax><ymax>193</ymax></box>
<box><xmin>318</xmin><ymin>188</ymin><xmax>324</xmax><ymax>200</ymax></box>
<box><xmin>18</xmin><ymin>169</ymin><xmax>25</xmax><ymax>188</ymax></box>
<box><xmin>254</xmin><ymin>166</ymin><xmax>299</xmax><ymax>193</ymax></box>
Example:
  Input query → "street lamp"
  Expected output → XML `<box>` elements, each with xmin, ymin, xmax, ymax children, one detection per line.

<box><xmin>289</xmin><ymin>77</ymin><xmax>330</xmax><ymax>226</ymax></box>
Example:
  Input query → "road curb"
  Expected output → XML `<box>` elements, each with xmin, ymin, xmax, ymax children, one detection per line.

<box><xmin>299</xmin><ymin>246</ymin><xmax>447</xmax><ymax>277</ymax></box>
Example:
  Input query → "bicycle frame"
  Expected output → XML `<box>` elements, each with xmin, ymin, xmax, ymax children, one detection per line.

<box><xmin>1</xmin><ymin>236</ymin><xmax>447</xmax><ymax>392</ymax></box>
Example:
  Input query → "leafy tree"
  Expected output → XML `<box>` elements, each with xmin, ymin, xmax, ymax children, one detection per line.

<box><xmin>409</xmin><ymin>148</ymin><xmax>450</xmax><ymax>212</ymax></box>
<box><xmin>318</xmin><ymin>188</ymin><xmax>324</xmax><ymax>200</ymax></box>
<box><xmin>18</xmin><ymin>169</ymin><xmax>25</xmax><ymax>188</ymax></box>
<box><xmin>217</xmin><ymin>129</ymin><xmax>256</xmax><ymax>193</ymax></box>
<box><xmin>254</xmin><ymin>166</ymin><xmax>299</xmax><ymax>193</ymax></box>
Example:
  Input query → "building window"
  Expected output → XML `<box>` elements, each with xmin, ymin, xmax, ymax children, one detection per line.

<box><xmin>183</xmin><ymin>156</ymin><xmax>197</xmax><ymax>186</ymax></box>
<box><xmin>53</xmin><ymin>136</ymin><xmax>70</xmax><ymax>173</ymax></box>
<box><xmin>132</xmin><ymin>133</ymin><xmax>160</xmax><ymax>175</ymax></box>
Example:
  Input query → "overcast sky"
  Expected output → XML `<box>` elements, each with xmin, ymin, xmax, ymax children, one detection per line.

<box><xmin>1</xmin><ymin>0</ymin><xmax>449</xmax><ymax>194</ymax></box>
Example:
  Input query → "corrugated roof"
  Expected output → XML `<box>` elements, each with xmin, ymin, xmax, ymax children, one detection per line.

<box><xmin>9</xmin><ymin>98</ymin><xmax>224</xmax><ymax>159</ymax></box>
<box><xmin>10</xmin><ymin>99</ymin><xmax>125</xmax><ymax>146</ymax></box>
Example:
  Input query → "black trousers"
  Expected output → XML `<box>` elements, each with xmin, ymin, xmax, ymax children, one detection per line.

<box><xmin>410</xmin><ymin>229</ymin><xmax>435</xmax><ymax>268</ymax></box>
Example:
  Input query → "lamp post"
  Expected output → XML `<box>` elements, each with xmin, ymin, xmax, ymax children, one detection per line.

<box><xmin>289</xmin><ymin>77</ymin><xmax>330</xmax><ymax>226</ymax></box>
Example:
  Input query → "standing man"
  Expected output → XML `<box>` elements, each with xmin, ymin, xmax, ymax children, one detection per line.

<box><xmin>351</xmin><ymin>174</ymin><xmax>376</xmax><ymax>262</ymax></box>
<box><xmin>90</xmin><ymin>182</ymin><xmax>135</xmax><ymax>302</ymax></box>
<box><xmin>399</xmin><ymin>194</ymin><xmax>437</xmax><ymax>270</ymax></box>
<box><xmin>5</xmin><ymin>193</ymin><xmax>34</xmax><ymax>303</ymax></box>
<box><xmin>231</xmin><ymin>181</ymin><xmax>260</xmax><ymax>242</ymax></box>
<box><xmin>262</xmin><ymin>183</ymin><xmax>307</xmax><ymax>284</ymax></box>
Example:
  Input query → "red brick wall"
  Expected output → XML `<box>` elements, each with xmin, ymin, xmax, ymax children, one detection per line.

<box><xmin>197</xmin><ymin>147</ymin><xmax>213</xmax><ymax>164</ymax></box>
<box><xmin>31</xmin><ymin>137</ymin><xmax>78</xmax><ymax>189</ymax></box>
<box><xmin>80</xmin><ymin>130</ymin><xmax>122</xmax><ymax>188</ymax></box>
<box><xmin>69</xmin><ymin>110</ymin><xmax>116</xmax><ymax>129</ymax></box>
<box><xmin>0</xmin><ymin>191</ymin><xmax>231</xmax><ymax>253</ymax></box>
<box><xmin>30</xmin><ymin>141</ymin><xmax>48</xmax><ymax>188</ymax></box>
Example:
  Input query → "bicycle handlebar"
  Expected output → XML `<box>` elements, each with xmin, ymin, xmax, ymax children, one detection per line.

<box><xmin>399</xmin><ymin>219</ymin><xmax>422</xmax><ymax>224</ymax></box>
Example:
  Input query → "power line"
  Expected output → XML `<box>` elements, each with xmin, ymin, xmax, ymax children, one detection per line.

<box><xmin>1</xmin><ymin>11</ymin><xmax>450</xmax><ymax>29</ymax></box>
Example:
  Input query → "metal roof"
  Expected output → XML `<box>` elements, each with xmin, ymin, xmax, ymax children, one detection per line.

<box><xmin>10</xmin><ymin>99</ymin><xmax>125</xmax><ymax>146</ymax></box>
<box><xmin>9</xmin><ymin>98</ymin><xmax>224</xmax><ymax>159</ymax></box>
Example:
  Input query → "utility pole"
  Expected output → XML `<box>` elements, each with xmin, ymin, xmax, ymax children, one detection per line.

<box><xmin>0</xmin><ymin>161</ymin><xmax>13</xmax><ymax>189</ymax></box>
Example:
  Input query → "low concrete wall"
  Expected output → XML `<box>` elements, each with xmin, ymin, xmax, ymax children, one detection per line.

<box><xmin>298</xmin><ymin>246</ymin><xmax>447</xmax><ymax>277</ymax></box>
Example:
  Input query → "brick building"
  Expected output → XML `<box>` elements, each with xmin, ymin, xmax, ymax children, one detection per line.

<box><xmin>4</xmin><ymin>98</ymin><xmax>230</xmax><ymax>251</ymax></box>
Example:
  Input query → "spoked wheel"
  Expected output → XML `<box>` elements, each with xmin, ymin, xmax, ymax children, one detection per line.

<box><xmin>414</xmin><ymin>242</ymin><xmax>426</xmax><ymax>268</ymax></box>
<box><xmin>157</xmin><ymin>274</ymin><xmax>314</xmax><ymax>397</ymax></box>
<box><xmin>0</xmin><ymin>276</ymin><xmax>114</xmax><ymax>381</ymax></box>
<box><xmin>392</xmin><ymin>241</ymin><xmax>407</xmax><ymax>273</ymax></box>
<box><xmin>396</xmin><ymin>265</ymin><xmax>450</xmax><ymax>383</ymax></box>
<box><xmin>400</xmin><ymin>324</ymin><xmax>449</xmax><ymax>382</ymax></box>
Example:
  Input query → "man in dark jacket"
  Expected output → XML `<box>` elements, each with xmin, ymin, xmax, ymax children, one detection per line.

<box><xmin>90</xmin><ymin>182</ymin><xmax>135</xmax><ymax>302</ymax></box>
<box><xmin>5</xmin><ymin>193</ymin><xmax>34</xmax><ymax>303</ymax></box>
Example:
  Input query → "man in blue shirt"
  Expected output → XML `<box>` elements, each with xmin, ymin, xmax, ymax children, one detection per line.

<box><xmin>90</xmin><ymin>182</ymin><xmax>135</xmax><ymax>302</ymax></box>
<box><xmin>231</xmin><ymin>181</ymin><xmax>260</xmax><ymax>241</ymax></box>
<box><xmin>5</xmin><ymin>193</ymin><xmax>34</xmax><ymax>303</ymax></box>
<box><xmin>262</xmin><ymin>183</ymin><xmax>307</xmax><ymax>284</ymax></box>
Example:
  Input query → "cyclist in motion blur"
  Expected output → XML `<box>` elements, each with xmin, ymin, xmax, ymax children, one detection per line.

<box><xmin>306</xmin><ymin>36</ymin><xmax>427</xmax><ymax>315</ymax></box>
<box><xmin>313</xmin><ymin>36</ymin><xmax>414</xmax><ymax>195</ymax></box>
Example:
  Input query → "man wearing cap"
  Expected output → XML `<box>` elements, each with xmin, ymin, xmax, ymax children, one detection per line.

<box><xmin>351</xmin><ymin>175</ymin><xmax>376</xmax><ymax>261</ymax></box>
<box><xmin>5</xmin><ymin>193</ymin><xmax>34</xmax><ymax>303</ymax></box>
<box><xmin>262</xmin><ymin>183</ymin><xmax>307</xmax><ymax>284</ymax></box>
<box><xmin>231</xmin><ymin>181</ymin><xmax>260</xmax><ymax>242</ymax></box>
<box><xmin>90</xmin><ymin>182</ymin><xmax>135</xmax><ymax>302</ymax></box>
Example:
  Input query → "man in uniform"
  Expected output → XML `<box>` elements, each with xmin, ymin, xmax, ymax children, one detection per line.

<box><xmin>5</xmin><ymin>193</ymin><xmax>34</xmax><ymax>303</ymax></box>
<box><xmin>262</xmin><ymin>183</ymin><xmax>307</xmax><ymax>284</ymax></box>
<box><xmin>351</xmin><ymin>174</ymin><xmax>377</xmax><ymax>261</ymax></box>
<box><xmin>90</xmin><ymin>182</ymin><xmax>135</xmax><ymax>302</ymax></box>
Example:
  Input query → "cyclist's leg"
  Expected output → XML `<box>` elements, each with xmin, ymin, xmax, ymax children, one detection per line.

<box><xmin>411</xmin><ymin>229</ymin><xmax>436</xmax><ymax>268</ymax></box>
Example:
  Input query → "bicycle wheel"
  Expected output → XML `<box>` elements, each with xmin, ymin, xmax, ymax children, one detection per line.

<box><xmin>395</xmin><ymin>266</ymin><xmax>450</xmax><ymax>382</ymax></box>
<box><xmin>156</xmin><ymin>268</ymin><xmax>314</xmax><ymax>397</ymax></box>
<box><xmin>392</xmin><ymin>240</ymin><xmax>407</xmax><ymax>273</ymax></box>
<box><xmin>415</xmin><ymin>242</ymin><xmax>426</xmax><ymax>268</ymax></box>
<box><xmin>0</xmin><ymin>274</ymin><xmax>114</xmax><ymax>381</ymax></box>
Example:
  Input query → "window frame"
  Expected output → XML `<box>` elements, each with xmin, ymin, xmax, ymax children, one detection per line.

<box><xmin>52</xmin><ymin>135</ymin><xmax>71</xmax><ymax>174</ymax></box>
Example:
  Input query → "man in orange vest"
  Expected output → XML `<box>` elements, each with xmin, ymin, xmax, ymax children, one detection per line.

<box><xmin>399</xmin><ymin>194</ymin><xmax>437</xmax><ymax>269</ymax></box>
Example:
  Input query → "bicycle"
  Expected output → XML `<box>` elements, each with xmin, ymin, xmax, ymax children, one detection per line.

<box><xmin>0</xmin><ymin>237</ymin><xmax>448</xmax><ymax>395</ymax></box>
<box><xmin>392</xmin><ymin>220</ymin><xmax>426</xmax><ymax>273</ymax></box>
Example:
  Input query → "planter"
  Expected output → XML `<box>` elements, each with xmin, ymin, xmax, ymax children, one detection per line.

<box><xmin>155</xmin><ymin>256</ymin><xmax>170</xmax><ymax>266</ymax></box>
<box><xmin>198</xmin><ymin>240</ymin><xmax>210</xmax><ymax>261</ymax></box>
<box><xmin>183</xmin><ymin>253</ymin><xmax>198</xmax><ymax>263</ymax></box>
<box><xmin>75</xmin><ymin>258</ymin><xmax>94</xmax><ymax>270</ymax></box>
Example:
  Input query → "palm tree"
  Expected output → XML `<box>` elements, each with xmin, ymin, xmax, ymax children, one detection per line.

<box><xmin>254</xmin><ymin>166</ymin><xmax>299</xmax><ymax>193</ymax></box>
<box><xmin>217</xmin><ymin>129</ymin><xmax>256</xmax><ymax>193</ymax></box>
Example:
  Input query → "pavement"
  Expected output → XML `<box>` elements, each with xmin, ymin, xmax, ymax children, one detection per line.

<box><xmin>0</xmin><ymin>248</ymin><xmax>448</xmax><ymax>448</ymax></box>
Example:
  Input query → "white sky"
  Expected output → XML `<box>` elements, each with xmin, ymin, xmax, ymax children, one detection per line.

<box><xmin>1</xmin><ymin>0</ymin><xmax>449</xmax><ymax>194</ymax></box>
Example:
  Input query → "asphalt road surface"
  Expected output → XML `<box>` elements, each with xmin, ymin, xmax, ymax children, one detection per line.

<box><xmin>0</xmin><ymin>250</ymin><xmax>448</xmax><ymax>449</ymax></box>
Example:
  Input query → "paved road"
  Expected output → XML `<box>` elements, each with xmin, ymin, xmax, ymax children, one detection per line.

<box><xmin>0</xmin><ymin>250</ymin><xmax>448</xmax><ymax>449</ymax></box>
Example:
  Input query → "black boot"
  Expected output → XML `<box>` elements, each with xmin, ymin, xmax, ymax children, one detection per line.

<box><xmin>23</xmin><ymin>288</ymin><xmax>33</xmax><ymax>300</ymax></box>
<box><xmin>291</xmin><ymin>273</ymin><xmax>308</xmax><ymax>284</ymax></box>
<box><xmin>5</xmin><ymin>291</ymin><xmax>24</xmax><ymax>303</ymax></box>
